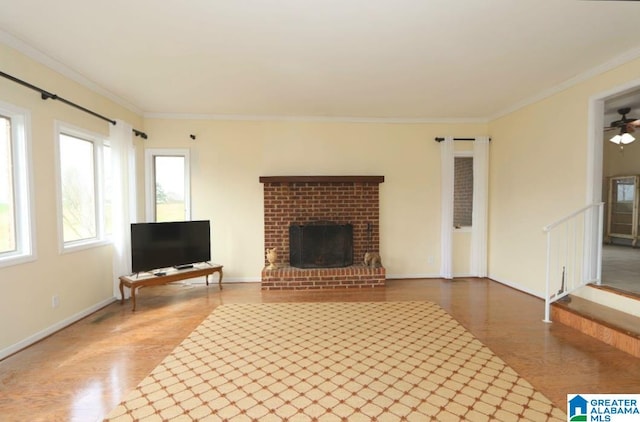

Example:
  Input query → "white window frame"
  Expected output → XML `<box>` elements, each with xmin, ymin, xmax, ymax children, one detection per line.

<box><xmin>144</xmin><ymin>148</ymin><xmax>191</xmax><ymax>222</ymax></box>
<box><xmin>0</xmin><ymin>101</ymin><xmax>36</xmax><ymax>268</ymax></box>
<box><xmin>55</xmin><ymin>122</ymin><xmax>111</xmax><ymax>253</ymax></box>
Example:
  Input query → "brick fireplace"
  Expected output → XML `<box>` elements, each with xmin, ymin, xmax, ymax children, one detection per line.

<box><xmin>260</xmin><ymin>176</ymin><xmax>385</xmax><ymax>290</ymax></box>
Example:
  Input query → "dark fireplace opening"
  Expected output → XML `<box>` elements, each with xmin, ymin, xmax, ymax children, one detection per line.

<box><xmin>289</xmin><ymin>223</ymin><xmax>353</xmax><ymax>268</ymax></box>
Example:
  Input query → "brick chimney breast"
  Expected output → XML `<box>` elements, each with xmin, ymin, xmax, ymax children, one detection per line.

<box><xmin>259</xmin><ymin>176</ymin><xmax>385</xmax><ymax>290</ymax></box>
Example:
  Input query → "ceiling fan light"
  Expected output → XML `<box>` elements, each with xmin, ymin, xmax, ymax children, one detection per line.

<box><xmin>621</xmin><ymin>132</ymin><xmax>635</xmax><ymax>144</ymax></box>
<box><xmin>610</xmin><ymin>134</ymin><xmax>622</xmax><ymax>144</ymax></box>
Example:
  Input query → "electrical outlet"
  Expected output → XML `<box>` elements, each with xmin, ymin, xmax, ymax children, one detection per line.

<box><xmin>52</xmin><ymin>295</ymin><xmax>59</xmax><ymax>308</ymax></box>
<box><xmin>427</xmin><ymin>255</ymin><xmax>434</xmax><ymax>265</ymax></box>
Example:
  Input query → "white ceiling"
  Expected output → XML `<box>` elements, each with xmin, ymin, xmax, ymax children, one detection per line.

<box><xmin>1</xmin><ymin>0</ymin><xmax>640</xmax><ymax>121</ymax></box>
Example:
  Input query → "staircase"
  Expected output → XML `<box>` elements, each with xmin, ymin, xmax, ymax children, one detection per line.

<box><xmin>543</xmin><ymin>203</ymin><xmax>640</xmax><ymax>358</ymax></box>
<box><xmin>551</xmin><ymin>285</ymin><xmax>640</xmax><ymax>358</ymax></box>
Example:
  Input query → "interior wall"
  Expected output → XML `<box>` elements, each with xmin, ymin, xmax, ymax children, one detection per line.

<box><xmin>603</xmin><ymin>136</ymin><xmax>640</xmax><ymax>179</ymax></box>
<box><xmin>5</xmin><ymin>33</ymin><xmax>640</xmax><ymax>356</ymax></box>
<box><xmin>141</xmin><ymin>118</ymin><xmax>488</xmax><ymax>281</ymax></box>
<box><xmin>0</xmin><ymin>44</ymin><xmax>143</xmax><ymax>355</ymax></box>
<box><xmin>488</xmin><ymin>56</ymin><xmax>640</xmax><ymax>297</ymax></box>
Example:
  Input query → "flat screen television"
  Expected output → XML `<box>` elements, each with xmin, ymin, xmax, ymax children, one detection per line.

<box><xmin>130</xmin><ymin>220</ymin><xmax>211</xmax><ymax>273</ymax></box>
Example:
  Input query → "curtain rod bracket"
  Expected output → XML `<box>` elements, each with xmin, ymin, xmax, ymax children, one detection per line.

<box><xmin>41</xmin><ymin>92</ymin><xmax>57</xmax><ymax>100</ymax></box>
<box><xmin>133</xmin><ymin>129</ymin><xmax>148</xmax><ymax>139</ymax></box>
<box><xmin>434</xmin><ymin>137</ymin><xmax>491</xmax><ymax>142</ymax></box>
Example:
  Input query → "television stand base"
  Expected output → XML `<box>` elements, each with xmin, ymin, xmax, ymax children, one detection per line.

<box><xmin>119</xmin><ymin>264</ymin><xmax>223</xmax><ymax>311</ymax></box>
<box><xmin>174</xmin><ymin>264</ymin><xmax>194</xmax><ymax>270</ymax></box>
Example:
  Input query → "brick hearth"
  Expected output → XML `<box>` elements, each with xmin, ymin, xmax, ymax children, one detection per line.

<box><xmin>261</xmin><ymin>266</ymin><xmax>386</xmax><ymax>290</ymax></box>
<box><xmin>260</xmin><ymin>176</ymin><xmax>385</xmax><ymax>290</ymax></box>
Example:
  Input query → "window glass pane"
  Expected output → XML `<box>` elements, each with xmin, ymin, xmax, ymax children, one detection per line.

<box><xmin>60</xmin><ymin>134</ymin><xmax>96</xmax><ymax>242</ymax></box>
<box><xmin>616</xmin><ymin>180</ymin><xmax>634</xmax><ymax>202</ymax></box>
<box><xmin>154</xmin><ymin>156</ymin><xmax>185</xmax><ymax>222</ymax></box>
<box><xmin>0</xmin><ymin>116</ymin><xmax>16</xmax><ymax>253</ymax></box>
<box><xmin>454</xmin><ymin>157</ymin><xmax>473</xmax><ymax>228</ymax></box>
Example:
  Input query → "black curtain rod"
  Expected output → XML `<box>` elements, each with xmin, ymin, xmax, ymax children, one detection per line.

<box><xmin>0</xmin><ymin>70</ymin><xmax>147</xmax><ymax>139</ymax></box>
<box><xmin>434</xmin><ymin>137</ymin><xmax>491</xmax><ymax>142</ymax></box>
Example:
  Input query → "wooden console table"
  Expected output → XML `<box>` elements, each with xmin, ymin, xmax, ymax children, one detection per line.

<box><xmin>119</xmin><ymin>264</ymin><xmax>223</xmax><ymax>311</ymax></box>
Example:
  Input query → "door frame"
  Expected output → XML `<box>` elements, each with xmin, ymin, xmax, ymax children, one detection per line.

<box><xmin>587</xmin><ymin>78</ymin><xmax>640</xmax><ymax>280</ymax></box>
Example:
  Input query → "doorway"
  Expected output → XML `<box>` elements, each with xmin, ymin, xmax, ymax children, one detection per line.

<box><xmin>591</xmin><ymin>82</ymin><xmax>640</xmax><ymax>297</ymax></box>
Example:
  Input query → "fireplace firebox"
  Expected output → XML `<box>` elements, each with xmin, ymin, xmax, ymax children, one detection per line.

<box><xmin>289</xmin><ymin>223</ymin><xmax>353</xmax><ymax>268</ymax></box>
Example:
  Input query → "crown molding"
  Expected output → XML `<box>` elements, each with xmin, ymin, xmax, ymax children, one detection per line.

<box><xmin>489</xmin><ymin>44</ymin><xmax>640</xmax><ymax>122</ymax></box>
<box><xmin>0</xmin><ymin>29</ymin><xmax>142</xmax><ymax>116</ymax></box>
<box><xmin>143</xmin><ymin>112</ymin><xmax>488</xmax><ymax>124</ymax></box>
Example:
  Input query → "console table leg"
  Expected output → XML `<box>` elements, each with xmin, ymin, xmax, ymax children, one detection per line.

<box><xmin>119</xmin><ymin>281</ymin><xmax>125</xmax><ymax>304</ymax></box>
<box><xmin>218</xmin><ymin>269</ymin><xmax>223</xmax><ymax>289</ymax></box>
<box><xmin>131</xmin><ymin>288</ymin><xmax>137</xmax><ymax>312</ymax></box>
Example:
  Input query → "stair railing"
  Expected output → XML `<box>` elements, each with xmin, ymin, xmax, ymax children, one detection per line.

<box><xmin>542</xmin><ymin>202</ymin><xmax>604</xmax><ymax>322</ymax></box>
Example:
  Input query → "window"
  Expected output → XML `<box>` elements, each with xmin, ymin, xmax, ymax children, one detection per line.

<box><xmin>56</xmin><ymin>124</ymin><xmax>111</xmax><ymax>250</ymax></box>
<box><xmin>616</xmin><ymin>179</ymin><xmax>634</xmax><ymax>202</ymax></box>
<box><xmin>145</xmin><ymin>149</ymin><xmax>190</xmax><ymax>222</ymax></box>
<box><xmin>0</xmin><ymin>102</ymin><xmax>34</xmax><ymax>267</ymax></box>
<box><xmin>454</xmin><ymin>156</ymin><xmax>473</xmax><ymax>228</ymax></box>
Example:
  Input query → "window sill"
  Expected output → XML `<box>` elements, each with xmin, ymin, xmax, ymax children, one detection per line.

<box><xmin>0</xmin><ymin>253</ymin><xmax>37</xmax><ymax>269</ymax></box>
<box><xmin>454</xmin><ymin>226</ymin><xmax>472</xmax><ymax>233</ymax></box>
<box><xmin>60</xmin><ymin>238</ymin><xmax>112</xmax><ymax>254</ymax></box>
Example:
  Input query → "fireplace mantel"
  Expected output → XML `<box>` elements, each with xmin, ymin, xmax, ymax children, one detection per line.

<box><xmin>259</xmin><ymin>175</ymin><xmax>384</xmax><ymax>184</ymax></box>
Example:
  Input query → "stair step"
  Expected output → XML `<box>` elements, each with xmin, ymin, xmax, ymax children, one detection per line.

<box><xmin>551</xmin><ymin>295</ymin><xmax>640</xmax><ymax>358</ymax></box>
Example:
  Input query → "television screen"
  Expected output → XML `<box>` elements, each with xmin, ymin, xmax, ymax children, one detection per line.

<box><xmin>131</xmin><ymin>220</ymin><xmax>211</xmax><ymax>273</ymax></box>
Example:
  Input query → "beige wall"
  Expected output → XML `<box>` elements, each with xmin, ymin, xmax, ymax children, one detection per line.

<box><xmin>0</xmin><ymin>44</ymin><xmax>142</xmax><ymax>355</ymax></box>
<box><xmin>142</xmin><ymin>119</ymin><xmax>487</xmax><ymax>280</ymax></box>
<box><xmin>487</xmin><ymin>56</ymin><xmax>640</xmax><ymax>296</ymax></box>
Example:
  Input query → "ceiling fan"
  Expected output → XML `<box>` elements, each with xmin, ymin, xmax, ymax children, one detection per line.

<box><xmin>605</xmin><ymin>107</ymin><xmax>640</xmax><ymax>146</ymax></box>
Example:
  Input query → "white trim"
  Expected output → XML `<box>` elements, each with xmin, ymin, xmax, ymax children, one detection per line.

<box><xmin>0</xmin><ymin>30</ymin><xmax>142</xmax><ymax>116</ymax></box>
<box><xmin>491</xmin><ymin>45</ymin><xmax>640</xmax><ymax>121</ymax></box>
<box><xmin>385</xmin><ymin>273</ymin><xmax>442</xmax><ymax>279</ymax></box>
<box><xmin>452</xmin><ymin>272</ymin><xmax>474</xmax><ymax>278</ymax></box>
<box><xmin>144</xmin><ymin>148</ymin><xmax>191</xmax><ymax>222</ymax></box>
<box><xmin>0</xmin><ymin>297</ymin><xmax>116</xmax><ymax>361</ymax></box>
<box><xmin>470</xmin><ymin>136</ymin><xmax>489</xmax><ymax>278</ymax></box>
<box><xmin>4</xmin><ymin>27</ymin><xmax>640</xmax><ymax>124</ymax></box>
<box><xmin>586</xmin><ymin>78</ymin><xmax>640</xmax><ymax>286</ymax></box>
<box><xmin>488</xmin><ymin>275</ymin><xmax>545</xmax><ymax>299</ymax></box>
<box><xmin>587</xmin><ymin>77</ymin><xmax>640</xmax><ymax>204</ymax></box>
<box><xmin>54</xmin><ymin>121</ymin><xmax>111</xmax><ymax>253</ymax></box>
<box><xmin>144</xmin><ymin>112</ymin><xmax>488</xmax><ymax>124</ymax></box>
<box><xmin>574</xmin><ymin>286</ymin><xmax>640</xmax><ymax>318</ymax></box>
<box><xmin>227</xmin><ymin>277</ymin><xmax>261</xmax><ymax>283</ymax></box>
<box><xmin>440</xmin><ymin>137</ymin><xmax>454</xmax><ymax>279</ymax></box>
<box><xmin>0</xmin><ymin>100</ymin><xmax>36</xmax><ymax>268</ymax></box>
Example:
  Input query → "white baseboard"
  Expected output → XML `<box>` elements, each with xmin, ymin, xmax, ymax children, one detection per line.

<box><xmin>488</xmin><ymin>274</ymin><xmax>544</xmax><ymax>299</ymax></box>
<box><xmin>385</xmin><ymin>273</ymin><xmax>441</xmax><ymax>279</ymax></box>
<box><xmin>0</xmin><ymin>297</ymin><xmax>116</xmax><ymax>361</ymax></box>
<box><xmin>178</xmin><ymin>276</ymin><xmax>260</xmax><ymax>285</ymax></box>
<box><xmin>223</xmin><ymin>277</ymin><xmax>261</xmax><ymax>283</ymax></box>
